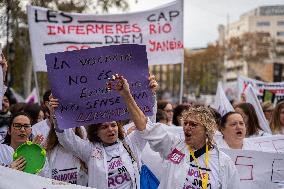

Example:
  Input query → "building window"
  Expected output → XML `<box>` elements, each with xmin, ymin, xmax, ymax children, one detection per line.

<box><xmin>256</xmin><ymin>21</ymin><xmax>270</xmax><ymax>26</ymax></box>
<box><xmin>277</xmin><ymin>31</ymin><xmax>284</xmax><ymax>36</ymax></box>
<box><xmin>277</xmin><ymin>21</ymin><xmax>284</xmax><ymax>26</ymax></box>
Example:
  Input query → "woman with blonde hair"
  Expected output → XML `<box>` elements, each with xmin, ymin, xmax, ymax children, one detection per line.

<box><xmin>269</xmin><ymin>101</ymin><xmax>284</xmax><ymax>134</ymax></box>
<box><xmin>138</xmin><ymin>105</ymin><xmax>240</xmax><ymax>189</ymax></box>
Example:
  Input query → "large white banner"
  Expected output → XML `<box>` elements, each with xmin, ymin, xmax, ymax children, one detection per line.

<box><xmin>0</xmin><ymin>166</ymin><xmax>93</xmax><ymax>189</ymax></box>
<box><xmin>238</xmin><ymin>75</ymin><xmax>284</xmax><ymax>104</ymax></box>
<box><xmin>221</xmin><ymin>149</ymin><xmax>284</xmax><ymax>189</ymax></box>
<box><xmin>27</xmin><ymin>0</ymin><xmax>184</xmax><ymax>72</ymax></box>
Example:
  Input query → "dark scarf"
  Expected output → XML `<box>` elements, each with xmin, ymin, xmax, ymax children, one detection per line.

<box><xmin>190</xmin><ymin>144</ymin><xmax>212</xmax><ymax>162</ymax></box>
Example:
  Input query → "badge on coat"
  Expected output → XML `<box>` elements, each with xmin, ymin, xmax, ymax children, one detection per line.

<box><xmin>167</xmin><ymin>148</ymin><xmax>185</xmax><ymax>164</ymax></box>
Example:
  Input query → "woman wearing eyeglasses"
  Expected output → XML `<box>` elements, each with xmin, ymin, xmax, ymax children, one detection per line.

<box><xmin>0</xmin><ymin>112</ymin><xmax>47</xmax><ymax>174</ymax></box>
<box><xmin>137</xmin><ymin>105</ymin><xmax>240</xmax><ymax>189</ymax></box>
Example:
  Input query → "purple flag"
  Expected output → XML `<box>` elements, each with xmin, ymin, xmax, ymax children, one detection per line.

<box><xmin>45</xmin><ymin>44</ymin><xmax>153</xmax><ymax>129</ymax></box>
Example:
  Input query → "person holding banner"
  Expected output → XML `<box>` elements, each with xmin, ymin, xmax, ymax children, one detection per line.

<box><xmin>217</xmin><ymin>112</ymin><xmax>260</xmax><ymax>150</ymax></box>
<box><xmin>269</xmin><ymin>101</ymin><xmax>284</xmax><ymax>135</ymax></box>
<box><xmin>49</xmin><ymin>75</ymin><xmax>157</xmax><ymax>189</ymax></box>
<box><xmin>235</xmin><ymin>103</ymin><xmax>270</xmax><ymax>137</ymax></box>
<box><xmin>137</xmin><ymin>104</ymin><xmax>240</xmax><ymax>189</ymax></box>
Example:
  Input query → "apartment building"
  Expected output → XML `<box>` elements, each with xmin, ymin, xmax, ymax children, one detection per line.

<box><xmin>219</xmin><ymin>5</ymin><xmax>284</xmax><ymax>87</ymax></box>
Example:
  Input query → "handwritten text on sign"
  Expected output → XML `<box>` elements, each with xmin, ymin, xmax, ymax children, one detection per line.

<box><xmin>45</xmin><ymin>44</ymin><xmax>153</xmax><ymax>129</ymax></box>
<box><xmin>221</xmin><ymin>149</ymin><xmax>284</xmax><ymax>189</ymax></box>
<box><xmin>27</xmin><ymin>0</ymin><xmax>183</xmax><ymax>72</ymax></box>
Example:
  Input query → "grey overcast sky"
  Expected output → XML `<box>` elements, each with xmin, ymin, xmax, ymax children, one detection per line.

<box><xmin>127</xmin><ymin>0</ymin><xmax>284</xmax><ymax>48</ymax></box>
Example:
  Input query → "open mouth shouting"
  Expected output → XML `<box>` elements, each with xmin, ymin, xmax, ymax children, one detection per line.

<box><xmin>235</xmin><ymin>130</ymin><xmax>244</xmax><ymax>138</ymax></box>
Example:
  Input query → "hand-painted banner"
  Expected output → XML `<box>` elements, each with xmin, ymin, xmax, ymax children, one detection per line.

<box><xmin>221</xmin><ymin>149</ymin><xmax>284</xmax><ymax>189</ymax></box>
<box><xmin>45</xmin><ymin>44</ymin><xmax>153</xmax><ymax>129</ymax></box>
<box><xmin>0</xmin><ymin>166</ymin><xmax>93</xmax><ymax>189</ymax></box>
<box><xmin>27</xmin><ymin>0</ymin><xmax>184</xmax><ymax>72</ymax></box>
<box><xmin>247</xmin><ymin>135</ymin><xmax>284</xmax><ymax>153</ymax></box>
<box><xmin>237</xmin><ymin>75</ymin><xmax>284</xmax><ymax>105</ymax></box>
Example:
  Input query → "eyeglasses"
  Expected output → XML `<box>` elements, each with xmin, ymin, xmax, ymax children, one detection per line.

<box><xmin>183</xmin><ymin>121</ymin><xmax>200</xmax><ymax>129</ymax></box>
<box><xmin>12</xmin><ymin>123</ymin><xmax>32</xmax><ymax>130</ymax></box>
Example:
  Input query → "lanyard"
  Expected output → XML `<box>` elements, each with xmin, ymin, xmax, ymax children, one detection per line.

<box><xmin>188</xmin><ymin>144</ymin><xmax>209</xmax><ymax>189</ymax></box>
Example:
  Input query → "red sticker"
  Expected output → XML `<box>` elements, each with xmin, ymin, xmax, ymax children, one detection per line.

<box><xmin>167</xmin><ymin>148</ymin><xmax>185</xmax><ymax>164</ymax></box>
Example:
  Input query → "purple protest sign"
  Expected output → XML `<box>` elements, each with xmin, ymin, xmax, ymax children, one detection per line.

<box><xmin>45</xmin><ymin>44</ymin><xmax>153</xmax><ymax>129</ymax></box>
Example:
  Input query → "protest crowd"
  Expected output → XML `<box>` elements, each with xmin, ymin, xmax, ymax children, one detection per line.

<box><xmin>0</xmin><ymin>1</ymin><xmax>284</xmax><ymax>189</ymax></box>
<box><xmin>0</xmin><ymin>50</ymin><xmax>284</xmax><ymax>189</ymax></box>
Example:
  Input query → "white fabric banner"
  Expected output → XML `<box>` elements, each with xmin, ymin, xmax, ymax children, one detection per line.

<box><xmin>237</xmin><ymin>75</ymin><xmax>284</xmax><ymax>104</ymax></box>
<box><xmin>244</xmin><ymin>84</ymin><xmax>272</xmax><ymax>133</ymax></box>
<box><xmin>0</xmin><ymin>166</ymin><xmax>94</xmax><ymax>189</ymax></box>
<box><xmin>27</xmin><ymin>0</ymin><xmax>184</xmax><ymax>72</ymax></box>
<box><xmin>247</xmin><ymin>135</ymin><xmax>284</xmax><ymax>153</ymax></box>
<box><xmin>213</xmin><ymin>81</ymin><xmax>234</xmax><ymax>116</ymax></box>
<box><xmin>221</xmin><ymin>149</ymin><xmax>284</xmax><ymax>189</ymax></box>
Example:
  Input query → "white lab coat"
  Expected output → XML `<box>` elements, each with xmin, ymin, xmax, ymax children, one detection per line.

<box><xmin>56</xmin><ymin>128</ymin><xmax>146</xmax><ymax>189</ymax></box>
<box><xmin>139</xmin><ymin>122</ymin><xmax>241</xmax><ymax>189</ymax></box>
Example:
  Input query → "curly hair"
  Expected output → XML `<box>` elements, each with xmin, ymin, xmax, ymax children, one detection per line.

<box><xmin>182</xmin><ymin>105</ymin><xmax>217</xmax><ymax>148</ymax></box>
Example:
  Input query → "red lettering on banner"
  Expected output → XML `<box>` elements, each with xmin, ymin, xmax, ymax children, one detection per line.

<box><xmin>149</xmin><ymin>23</ymin><xmax>172</xmax><ymax>34</ymax></box>
<box><xmin>132</xmin><ymin>24</ymin><xmax>141</xmax><ymax>33</ymax></box>
<box><xmin>76</xmin><ymin>25</ymin><xmax>85</xmax><ymax>34</ymax></box>
<box><xmin>68</xmin><ymin>25</ymin><xmax>76</xmax><ymax>33</ymax></box>
<box><xmin>149</xmin><ymin>39</ymin><xmax>183</xmax><ymax>52</ymax></box>
<box><xmin>105</xmin><ymin>24</ymin><xmax>114</xmax><ymax>34</ymax></box>
<box><xmin>66</xmin><ymin>45</ymin><xmax>91</xmax><ymax>51</ymax></box>
<box><xmin>47</xmin><ymin>25</ymin><xmax>56</xmax><ymax>35</ymax></box>
<box><xmin>116</xmin><ymin>24</ymin><xmax>124</xmax><ymax>33</ymax></box>
<box><xmin>46</xmin><ymin>24</ymin><xmax>142</xmax><ymax>35</ymax></box>
<box><xmin>86</xmin><ymin>24</ymin><xmax>95</xmax><ymax>34</ymax></box>
<box><xmin>58</xmin><ymin>25</ymin><xmax>65</xmax><ymax>34</ymax></box>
